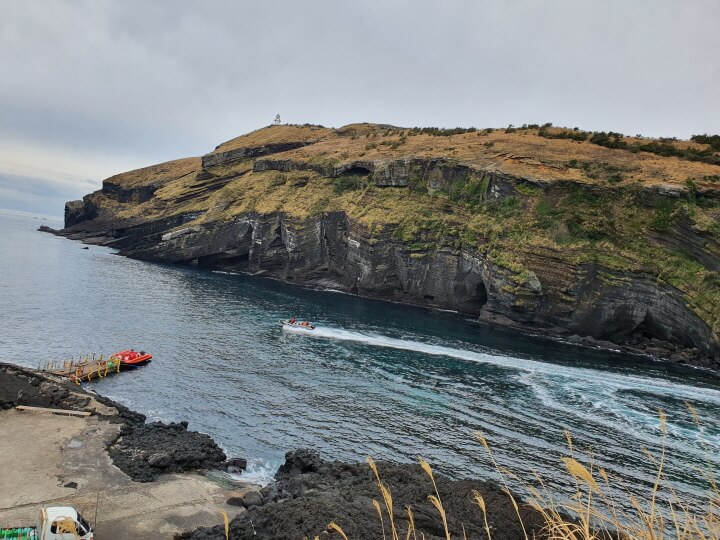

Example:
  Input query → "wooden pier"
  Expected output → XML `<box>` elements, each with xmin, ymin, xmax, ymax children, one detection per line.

<box><xmin>40</xmin><ymin>354</ymin><xmax>122</xmax><ymax>384</ymax></box>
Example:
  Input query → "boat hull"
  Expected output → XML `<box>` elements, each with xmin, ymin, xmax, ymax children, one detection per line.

<box><xmin>119</xmin><ymin>357</ymin><xmax>152</xmax><ymax>370</ymax></box>
<box><xmin>112</xmin><ymin>350</ymin><xmax>153</xmax><ymax>371</ymax></box>
<box><xmin>281</xmin><ymin>320</ymin><xmax>316</xmax><ymax>332</ymax></box>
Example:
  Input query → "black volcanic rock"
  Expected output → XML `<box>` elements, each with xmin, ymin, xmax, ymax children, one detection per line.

<box><xmin>0</xmin><ymin>363</ymin><xmax>231</xmax><ymax>483</ymax></box>
<box><xmin>274</xmin><ymin>449</ymin><xmax>321</xmax><ymax>479</ymax></box>
<box><xmin>107</xmin><ymin>420</ymin><xmax>227</xmax><ymax>482</ymax></box>
<box><xmin>0</xmin><ymin>363</ymin><xmax>89</xmax><ymax>411</ymax></box>
<box><xmin>178</xmin><ymin>450</ymin><xmax>548</xmax><ymax>540</ymax></box>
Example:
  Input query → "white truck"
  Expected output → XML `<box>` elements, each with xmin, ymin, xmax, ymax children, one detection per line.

<box><xmin>0</xmin><ymin>506</ymin><xmax>94</xmax><ymax>539</ymax></box>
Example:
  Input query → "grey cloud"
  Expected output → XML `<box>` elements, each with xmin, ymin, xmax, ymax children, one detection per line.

<box><xmin>0</xmin><ymin>173</ymin><xmax>94</xmax><ymax>217</ymax></box>
<box><xmin>1</xmin><ymin>0</ymin><xmax>718</xmax><ymax>215</ymax></box>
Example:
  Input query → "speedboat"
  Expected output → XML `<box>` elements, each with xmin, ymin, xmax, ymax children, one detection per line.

<box><xmin>281</xmin><ymin>320</ymin><xmax>316</xmax><ymax>331</ymax></box>
<box><xmin>110</xmin><ymin>350</ymin><xmax>153</xmax><ymax>370</ymax></box>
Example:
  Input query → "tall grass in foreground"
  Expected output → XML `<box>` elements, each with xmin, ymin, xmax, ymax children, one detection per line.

<box><xmin>307</xmin><ymin>407</ymin><xmax>719</xmax><ymax>540</ymax></box>
<box><xmin>220</xmin><ymin>509</ymin><xmax>229</xmax><ymax>540</ymax></box>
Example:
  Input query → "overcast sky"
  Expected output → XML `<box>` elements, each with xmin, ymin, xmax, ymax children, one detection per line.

<box><xmin>1</xmin><ymin>0</ymin><xmax>718</xmax><ymax>216</ymax></box>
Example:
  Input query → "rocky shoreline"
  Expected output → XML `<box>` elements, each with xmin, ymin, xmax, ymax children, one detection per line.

<box><xmin>1</xmin><ymin>362</ymin><xmax>553</xmax><ymax>539</ymax></box>
<box><xmin>0</xmin><ymin>362</ymin><xmax>234</xmax><ymax>481</ymax></box>
<box><xmin>179</xmin><ymin>449</ymin><xmax>548</xmax><ymax>540</ymax></box>
<box><xmin>271</xmin><ymin>270</ymin><xmax>714</xmax><ymax>369</ymax></box>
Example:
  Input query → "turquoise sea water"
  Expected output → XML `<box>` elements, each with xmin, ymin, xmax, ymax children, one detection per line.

<box><xmin>1</xmin><ymin>212</ymin><xmax>718</xmax><ymax>510</ymax></box>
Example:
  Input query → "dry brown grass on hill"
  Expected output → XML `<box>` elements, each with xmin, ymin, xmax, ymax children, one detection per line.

<box><xmin>101</xmin><ymin>124</ymin><xmax>720</xmax><ymax>197</ymax></box>
<box><xmin>103</xmin><ymin>156</ymin><xmax>201</xmax><ymax>188</ymax></box>
<box><xmin>213</xmin><ymin>124</ymin><xmax>333</xmax><ymax>153</ymax></box>
<box><xmin>279</xmin><ymin>126</ymin><xmax>720</xmax><ymax>188</ymax></box>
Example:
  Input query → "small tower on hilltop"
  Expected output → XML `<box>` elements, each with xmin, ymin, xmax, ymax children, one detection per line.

<box><xmin>274</xmin><ymin>114</ymin><xmax>281</xmax><ymax>125</ymax></box>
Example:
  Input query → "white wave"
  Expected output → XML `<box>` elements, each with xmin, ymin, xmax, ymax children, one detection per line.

<box><xmin>285</xmin><ymin>324</ymin><xmax>720</xmax><ymax>451</ymax></box>
<box><xmin>230</xmin><ymin>458</ymin><xmax>280</xmax><ymax>486</ymax></box>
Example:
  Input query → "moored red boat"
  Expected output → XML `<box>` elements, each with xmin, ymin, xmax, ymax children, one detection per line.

<box><xmin>110</xmin><ymin>350</ymin><xmax>153</xmax><ymax>370</ymax></box>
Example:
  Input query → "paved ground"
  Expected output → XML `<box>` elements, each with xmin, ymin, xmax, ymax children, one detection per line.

<box><xmin>0</xmin><ymin>406</ymin><xmax>249</xmax><ymax>539</ymax></box>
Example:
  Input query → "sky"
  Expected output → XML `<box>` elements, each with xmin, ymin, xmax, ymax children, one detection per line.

<box><xmin>1</xmin><ymin>1</ymin><xmax>718</xmax><ymax>217</ymax></box>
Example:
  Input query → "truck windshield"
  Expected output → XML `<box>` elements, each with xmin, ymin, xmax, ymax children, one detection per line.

<box><xmin>77</xmin><ymin>514</ymin><xmax>92</xmax><ymax>535</ymax></box>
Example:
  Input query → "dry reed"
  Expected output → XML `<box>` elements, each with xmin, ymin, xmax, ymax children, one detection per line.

<box><xmin>316</xmin><ymin>409</ymin><xmax>718</xmax><ymax>540</ymax></box>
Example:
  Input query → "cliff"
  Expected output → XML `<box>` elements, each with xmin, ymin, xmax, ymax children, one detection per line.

<box><xmin>57</xmin><ymin>123</ymin><xmax>720</xmax><ymax>370</ymax></box>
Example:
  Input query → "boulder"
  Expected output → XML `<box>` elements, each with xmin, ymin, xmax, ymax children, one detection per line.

<box><xmin>242</xmin><ymin>491</ymin><xmax>263</xmax><ymax>508</ymax></box>
<box><xmin>275</xmin><ymin>449</ymin><xmax>321</xmax><ymax>479</ymax></box>
<box><xmin>225</xmin><ymin>457</ymin><xmax>248</xmax><ymax>472</ymax></box>
<box><xmin>148</xmin><ymin>452</ymin><xmax>172</xmax><ymax>468</ymax></box>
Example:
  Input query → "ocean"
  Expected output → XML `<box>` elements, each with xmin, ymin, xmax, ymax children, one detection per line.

<box><xmin>1</xmin><ymin>211</ymin><xmax>718</xmax><ymax>512</ymax></box>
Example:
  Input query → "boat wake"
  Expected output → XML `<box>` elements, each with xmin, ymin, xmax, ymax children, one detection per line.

<box><xmin>285</xmin><ymin>324</ymin><xmax>720</xmax><ymax>449</ymax></box>
<box><xmin>289</xmin><ymin>325</ymin><xmax>516</xmax><ymax>364</ymax></box>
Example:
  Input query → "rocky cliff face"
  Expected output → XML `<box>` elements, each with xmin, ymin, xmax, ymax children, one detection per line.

<box><xmin>54</xmin><ymin>123</ymin><xmax>720</xmax><ymax>370</ymax></box>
